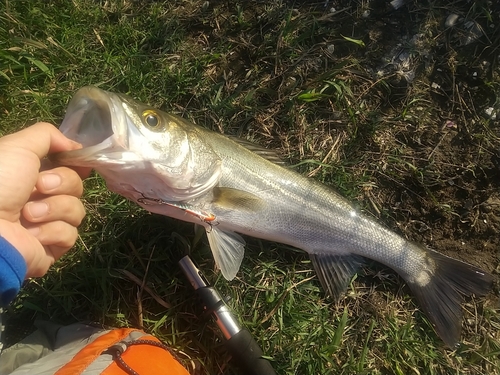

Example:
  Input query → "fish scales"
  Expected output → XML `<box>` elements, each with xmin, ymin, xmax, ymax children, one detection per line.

<box><xmin>203</xmin><ymin>130</ymin><xmax>416</xmax><ymax>273</ymax></box>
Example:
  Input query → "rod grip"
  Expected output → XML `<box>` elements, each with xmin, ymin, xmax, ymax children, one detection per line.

<box><xmin>226</xmin><ymin>328</ymin><xmax>276</xmax><ymax>375</ymax></box>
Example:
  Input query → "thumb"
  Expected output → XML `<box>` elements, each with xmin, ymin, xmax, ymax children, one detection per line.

<box><xmin>0</xmin><ymin>122</ymin><xmax>82</xmax><ymax>158</ymax></box>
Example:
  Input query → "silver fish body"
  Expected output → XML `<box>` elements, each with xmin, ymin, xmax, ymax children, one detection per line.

<box><xmin>53</xmin><ymin>87</ymin><xmax>492</xmax><ymax>347</ymax></box>
<box><xmin>201</xmin><ymin>130</ymin><xmax>423</xmax><ymax>282</ymax></box>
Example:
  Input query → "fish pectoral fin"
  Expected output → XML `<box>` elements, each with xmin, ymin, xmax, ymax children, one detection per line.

<box><xmin>206</xmin><ymin>228</ymin><xmax>245</xmax><ymax>280</ymax></box>
<box><xmin>212</xmin><ymin>187</ymin><xmax>266</xmax><ymax>212</ymax></box>
<box><xmin>309</xmin><ymin>252</ymin><xmax>365</xmax><ymax>300</ymax></box>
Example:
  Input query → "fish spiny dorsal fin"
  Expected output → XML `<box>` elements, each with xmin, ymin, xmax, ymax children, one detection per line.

<box><xmin>309</xmin><ymin>252</ymin><xmax>365</xmax><ymax>300</ymax></box>
<box><xmin>206</xmin><ymin>228</ymin><xmax>246</xmax><ymax>280</ymax></box>
<box><xmin>212</xmin><ymin>187</ymin><xmax>266</xmax><ymax>211</ymax></box>
<box><xmin>227</xmin><ymin>136</ymin><xmax>287</xmax><ymax>166</ymax></box>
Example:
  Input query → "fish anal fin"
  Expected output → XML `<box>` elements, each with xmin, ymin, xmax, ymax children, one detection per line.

<box><xmin>404</xmin><ymin>245</ymin><xmax>493</xmax><ymax>348</ymax></box>
<box><xmin>206</xmin><ymin>228</ymin><xmax>245</xmax><ymax>280</ymax></box>
<box><xmin>309</xmin><ymin>252</ymin><xmax>364</xmax><ymax>300</ymax></box>
<box><xmin>213</xmin><ymin>187</ymin><xmax>266</xmax><ymax>211</ymax></box>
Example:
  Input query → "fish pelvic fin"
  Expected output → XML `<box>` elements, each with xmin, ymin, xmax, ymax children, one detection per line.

<box><xmin>309</xmin><ymin>252</ymin><xmax>365</xmax><ymax>300</ymax></box>
<box><xmin>206</xmin><ymin>228</ymin><xmax>245</xmax><ymax>280</ymax></box>
<box><xmin>404</xmin><ymin>246</ymin><xmax>492</xmax><ymax>348</ymax></box>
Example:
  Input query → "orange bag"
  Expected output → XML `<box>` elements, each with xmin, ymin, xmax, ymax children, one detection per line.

<box><xmin>54</xmin><ymin>328</ymin><xmax>190</xmax><ymax>375</ymax></box>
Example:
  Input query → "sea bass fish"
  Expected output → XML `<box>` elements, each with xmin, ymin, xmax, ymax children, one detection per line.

<box><xmin>53</xmin><ymin>86</ymin><xmax>492</xmax><ymax>347</ymax></box>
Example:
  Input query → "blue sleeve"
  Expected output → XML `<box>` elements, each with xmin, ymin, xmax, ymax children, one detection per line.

<box><xmin>0</xmin><ymin>236</ymin><xmax>27</xmax><ymax>307</ymax></box>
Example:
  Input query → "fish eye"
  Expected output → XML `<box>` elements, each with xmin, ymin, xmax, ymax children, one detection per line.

<box><xmin>142</xmin><ymin>110</ymin><xmax>160</xmax><ymax>128</ymax></box>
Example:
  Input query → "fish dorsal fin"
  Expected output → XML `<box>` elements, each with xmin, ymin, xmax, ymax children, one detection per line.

<box><xmin>227</xmin><ymin>136</ymin><xmax>287</xmax><ymax>165</ymax></box>
<box><xmin>309</xmin><ymin>253</ymin><xmax>365</xmax><ymax>299</ymax></box>
<box><xmin>206</xmin><ymin>228</ymin><xmax>246</xmax><ymax>280</ymax></box>
<box><xmin>212</xmin><ymin>187</ymin><xmax>266</xmax><ymax>211</ymax></box>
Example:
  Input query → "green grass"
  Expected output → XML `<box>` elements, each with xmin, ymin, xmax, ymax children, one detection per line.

<box><xmin>1</xmin><ymin>1</ymin><xmax>499</xmax><ymax>374</ymax></box>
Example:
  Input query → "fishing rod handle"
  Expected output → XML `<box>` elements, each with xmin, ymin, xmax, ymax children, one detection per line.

<box><xmin>227</xmin><ymin>328</ymin><xmax>277</xmax><ymax>375</ymax></box>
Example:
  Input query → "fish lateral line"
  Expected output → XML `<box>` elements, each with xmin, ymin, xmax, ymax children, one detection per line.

<box><xmin>136</xmin><ymin>193</ymin><xmax>218</xmax><ymax>225</ymax></box>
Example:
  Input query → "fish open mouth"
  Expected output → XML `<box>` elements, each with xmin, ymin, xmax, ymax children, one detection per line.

<box><xmin>53</xmin><ymin>86</ymin><xmax>129</xmax><ymax>165</ymax></box>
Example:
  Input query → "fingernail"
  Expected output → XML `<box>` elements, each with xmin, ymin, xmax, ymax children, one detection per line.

<box><xmin>41</xmin><ymin>173</ymin><xmax>62</xmax><ymax>190</ymax></box>
<box><xmin>27</xmin><ymin>202</ymin><xmax>49</xmax><ymax>218</ymax></box>
<box><xmin>69</xmin><ymin>140</ymin><xmax>83</xmax><ymax>149</ymax></box>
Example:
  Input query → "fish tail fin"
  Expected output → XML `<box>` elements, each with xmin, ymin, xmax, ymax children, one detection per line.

<box><xmin>404</xmin><ymin>246</ymin><xmax>492</xmax><ymax>347</ymax></box>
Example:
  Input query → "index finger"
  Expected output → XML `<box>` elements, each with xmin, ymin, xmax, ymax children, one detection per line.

<box><xmin>40</xmin><ymin>159</ymin><xmax>92</xmax><ymax>180</ymax></box>
<box><xmin>0</xmin><ymin>122</ymin><xmax>82</xmax><ymax>159</ymax></box>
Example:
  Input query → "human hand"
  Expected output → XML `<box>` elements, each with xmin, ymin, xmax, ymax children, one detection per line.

<box><xmin>0</xmin><ymin>122</ymin><xmax>91</xmax><ymax>278</ymax></box>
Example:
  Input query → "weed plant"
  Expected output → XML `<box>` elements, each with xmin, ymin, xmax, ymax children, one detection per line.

<box><xmin>1</xmin><ymin>1</ymin><xmax>499</xmax><ymax>374</ymax></box>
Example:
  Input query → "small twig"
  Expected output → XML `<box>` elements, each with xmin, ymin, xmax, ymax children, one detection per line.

<box><xmin>366</xmin><ymin>190</ymin><xmax>381</xmax><ymax>217</ymax></box>
<box><xmin>136</xmin><ymin>290</ymin><xmax>143</xmax><ymax>329</ymax></box>
<box><xmin>93</xmin><ymin>28</ymin><xmax>105</xmax><ymax>48</ymax></box>
<box><xmin>128</xmin><ymin>240</ymin><xmax>147</xmax><ymax>271</ymax></box>
<box><xmin>307</xmin><ymin>135</ymin><xmax>341</xmax><ymax>178</ymax></box>
<box><xmin>117</xmin><ymin>269</ymin><xmax>171</xmax><ymax>309</ymax></box>
<box><xmin>427</xmin><ymin>129</ymin><xmax>450</xmax><ymax>160</ymax></box>
<box><xmin>261</xmin><ymin>276</ymin><xmax>316</xmax><ymax>323</ymax></box>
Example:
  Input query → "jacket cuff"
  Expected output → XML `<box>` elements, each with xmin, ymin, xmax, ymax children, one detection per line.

<box><xmin>0</xmin><ymin>236</ymin><xmax>27</xmax><ymax>306</ymax></box>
